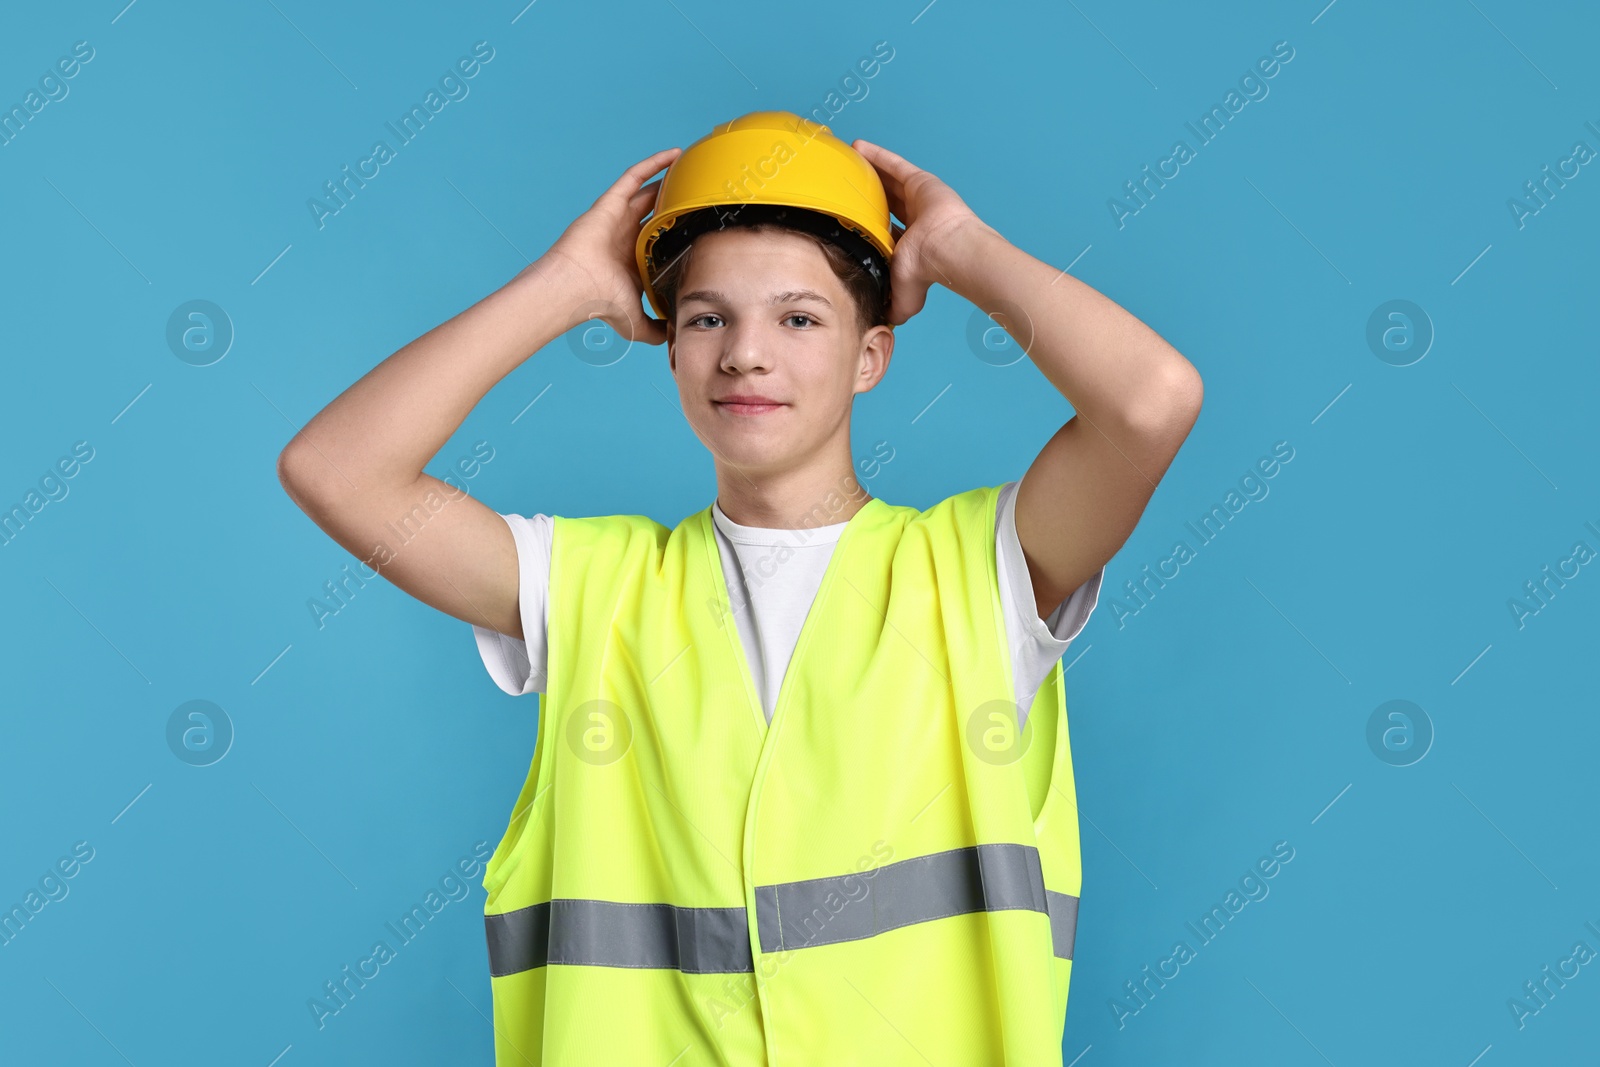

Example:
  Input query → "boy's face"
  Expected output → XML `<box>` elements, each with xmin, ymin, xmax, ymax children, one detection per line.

<box><xmin>667</xmin><ymin>228</ymin><xmax>893</xmax><ymax>481</ymax></box>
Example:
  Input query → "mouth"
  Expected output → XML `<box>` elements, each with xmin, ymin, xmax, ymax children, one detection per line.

<box><xmin>713</xmin><ymin>398</ymin><xmax>785</xmax><ymax>416</ymax></box>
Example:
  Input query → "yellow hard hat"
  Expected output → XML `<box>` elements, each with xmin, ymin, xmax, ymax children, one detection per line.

<box><xmin>635</xmin><ymin>110</ymin><xmax>896</xmax><ymax>321</ymax></box>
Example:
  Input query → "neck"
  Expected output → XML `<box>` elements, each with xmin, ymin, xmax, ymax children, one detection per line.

<box><xmin>714</xmin><ymin>462</ymin><xmax>873</xmax><ymax>530</ymax></box>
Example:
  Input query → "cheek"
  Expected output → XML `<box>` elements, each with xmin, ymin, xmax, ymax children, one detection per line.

<box><xmin>818</xmin><ymin>346</ymin><xmax>862</xmax><ymax>394</ymax></box>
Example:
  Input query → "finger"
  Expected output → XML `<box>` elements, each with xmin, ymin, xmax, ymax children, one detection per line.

<box><xmin>626</xmin><ymin>146</ymin><xmax>682</xmax><ymax>178</ymax></box>
<box><xmin>603</xmin><ymin>147</ymin><xmax>682</xmax><ymax>202</ymax></box>
<box><xmin>854</xmin><ymin>140</ymin><xmax>912</xmax><ymax>220</ymax></box>
<box><xmin>883</xmin><ymin>190</ymin><xmax>910</xmax><ymax>231</ymax></box>
<box><xmin>852</xmin><ymin>139</ymin><xmax>905</xmax><ymax>196</ymax></box>
<box><xmin>852</xmin><ymin>138</ymin><xmax>920</xmax><ymax>188</ymax></box>
<box><xmin>629</xmin><ymin>177</ymin><xmax>663</xmax><ymax>218</ymax></box>
<box><xmin>855</xmin><ymin>137</ymin><xmax>919</xmax><ymax>173</ymax></box>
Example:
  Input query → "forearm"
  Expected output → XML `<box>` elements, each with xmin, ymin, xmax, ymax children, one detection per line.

<box><xmin>933</xmin><ymin>219</ymin><xmax>1200</xmax><ymax>432</ymax></box>
<box><xmin>279</xmin><ymin>256</ymin><xmax>588</xmax><ymax>501</ymax></box>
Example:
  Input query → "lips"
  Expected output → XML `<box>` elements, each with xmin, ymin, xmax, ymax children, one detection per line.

<box><xmin>714</xmin><ymin>395</ymin><xmax>785</xmax><ymax>416</ymax></box>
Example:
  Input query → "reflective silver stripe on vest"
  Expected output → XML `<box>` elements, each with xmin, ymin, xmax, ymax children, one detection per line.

<box><xmin>754</xmin><ymin>843</ymin><xmax>1075</xmax><ymax>959</ymax></box>
<box><xmin>1045</xmin><ymin>889</ymin><xmax>1078</xmax><ymax>961</ymax></box>
<box><xmin>485</xmin><ymin>843</ymin><xmax>1079</xmax><ymax>977</ymax></box>
<box><xmin>485</xmin><ymin>900</ymin><xmax>753</xmax><ymax>976</ymax></box>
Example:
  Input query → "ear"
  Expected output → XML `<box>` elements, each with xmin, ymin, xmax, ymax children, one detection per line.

<box><xmin>855</xmin><ymin>323</ymin><xmax>894</xmax><ymax>394</ymax></box>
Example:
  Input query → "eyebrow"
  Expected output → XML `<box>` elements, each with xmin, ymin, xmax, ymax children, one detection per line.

<box><xmin>678</xmin><ymin>288</ymin><xmax>835</xmax><ymax>309</ymax></box>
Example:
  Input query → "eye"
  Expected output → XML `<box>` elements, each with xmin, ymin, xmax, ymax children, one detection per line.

<box><xmin>784</xmin><ymin>313</ymin><xmax>816</xmax><ymax>328</ymax></box>
<box><xmin>687</xmin><ymin>313</ymin><xmax>723</xmax><ymax>328</ymax></box>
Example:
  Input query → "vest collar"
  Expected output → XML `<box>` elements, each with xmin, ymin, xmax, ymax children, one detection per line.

<box><xmin>709</xmin><ymin>495</ymin><xmax>873</xmax><ymax>546</ymax></box>
<box><xmin>691</xmin><ymin>495</ymin><xmax>890</xmax><ymax>736</ymax></box>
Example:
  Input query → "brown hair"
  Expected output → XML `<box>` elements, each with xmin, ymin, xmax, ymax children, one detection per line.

<box><xmin>654</xmin><ymin>223</ymin><xmax>889</xmax><ymax>337</ymax></box>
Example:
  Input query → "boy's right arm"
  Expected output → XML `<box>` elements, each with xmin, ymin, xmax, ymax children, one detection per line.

<box><xmin>276</xmin><ymin>147</ymin><xmax>682</xmax><ymax>640</ymax></box>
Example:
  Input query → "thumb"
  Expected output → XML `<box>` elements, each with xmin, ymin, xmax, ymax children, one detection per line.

<box><xmin>626</xmin><ymin>303</ymin><xmax>669</xmax><ymax>347</ymax></box>
<box><xmin>890</xmin><ymin>282</ymin><xmax>929</xmax><ymax>327</ymax></box>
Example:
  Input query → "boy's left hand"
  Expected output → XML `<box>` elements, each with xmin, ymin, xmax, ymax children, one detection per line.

<box><xmin>852</xmin><ymin>137</ymin><xmax>989</xmax><ymax>326</ymax></box>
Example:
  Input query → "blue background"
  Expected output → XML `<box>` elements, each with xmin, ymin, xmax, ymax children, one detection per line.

<box><xmin>3</xmin><ymin>0</ymin><xmax>1597</xmax><ymax>1064</ymax></box>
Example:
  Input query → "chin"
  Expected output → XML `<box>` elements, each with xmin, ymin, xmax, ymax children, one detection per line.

<box><xmin>704</xmin><ymin>433</ymin><xmax>798</xmax><ymax>472</ymax></box>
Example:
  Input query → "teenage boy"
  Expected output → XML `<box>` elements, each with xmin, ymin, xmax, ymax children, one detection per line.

<box><xmin>278</xmin><ymin>111</ymin><xmax>1201</xmax><ymax>1065</ymax></box>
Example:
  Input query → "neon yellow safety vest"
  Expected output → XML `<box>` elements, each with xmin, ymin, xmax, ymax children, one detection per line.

<box><xmin>481</xmin><ymin>484</ymin><xmax>1084</xmax><ymax>1065</ymax></box>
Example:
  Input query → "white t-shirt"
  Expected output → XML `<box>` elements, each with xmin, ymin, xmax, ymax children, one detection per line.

<box><xmin>473</xmin><ymin>479</ymin><xmax>1103</xmax><ymax>730</ymax></box>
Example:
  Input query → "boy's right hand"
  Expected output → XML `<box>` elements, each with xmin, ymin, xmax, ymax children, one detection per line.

<box><xmin>278</xmin><ymin>147</ymin><xmax>684</xmax><ymax>647</ymax></box>
<box><xmin>533</xmin><ymin>146</ymin><xmax>683</xmax><ymax>348</ymax></box>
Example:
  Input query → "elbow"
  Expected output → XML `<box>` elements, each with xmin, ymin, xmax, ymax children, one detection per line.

<box><xmin>277</xmin><ymin>435</ymin><xmax>333</xmax><ymax>515</ymax></box>
<box><xmin>1166</xmin><ymin>359</ymin><xmax>1203</xmax><ymax>421</ymax></box>
<box><xmin>1127</xmin><ymin>356</ymin><xmax>1202</xmax><ymax>442</ymax></box>
<box><xmin>276</xmin><ymin>436</ymin><xmax>306</xmax><ymax>497</ymax></box>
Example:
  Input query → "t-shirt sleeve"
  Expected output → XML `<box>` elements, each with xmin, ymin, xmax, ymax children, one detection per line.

<box><xmin>995</xmin><ymin>480</ymin><xmax>1104</xmax><ymax>728</ymax></box>
<box><xmin>470</xmin><ymin>512</ymin><xmax>553</xmax><ymax>696</ymax></box>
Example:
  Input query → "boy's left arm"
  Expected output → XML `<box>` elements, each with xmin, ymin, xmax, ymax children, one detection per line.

<box><xmin>932</xmin><ymin>218</ymin><xmax>1203</xmax><ymax>617</ymax></box>
<box><xmin>853</xmin><ymin>137</ymin><xmax>1204</xmax><ymax>618</ymax></box>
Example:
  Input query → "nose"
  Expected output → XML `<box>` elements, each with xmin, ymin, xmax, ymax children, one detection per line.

<box><xmin>719</xmin><ymin>318</ymin><xmax>771</xmax><ymax>374</ymax></box>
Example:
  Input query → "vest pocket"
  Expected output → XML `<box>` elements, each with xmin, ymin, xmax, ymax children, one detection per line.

<box><xmin>1023</xmin><ymin>661</ymin><xmax>1064</xmax><ymax>823</ymax></box>
<box><xmin>483</xmin><ymin>702</ymin><xmax>554</xmax><ymax>907</ymax></box>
